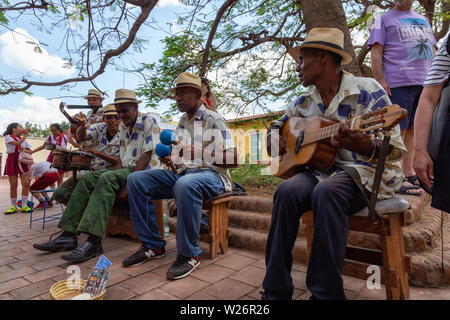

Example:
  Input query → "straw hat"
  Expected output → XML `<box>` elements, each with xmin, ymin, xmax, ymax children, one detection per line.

<box><xmin>103</xmin><ymin>104</ymin><xmax>118</xmax><ymax>115</ymax></box>
<box><xmin>84</xmin><ymin>89</ymin><xmax>105</xmax><ymax>100</ymax></box>
<box><xmin>170</xmin><ymin>72</ymin><xmax>208</xmax><ymax>95</ymax></box>
<box><xmin>112</xmin><ymin>89</ymin><xmax>142</xmax><ymax>105</ymax></box>
<box><xmin>288</xmin><ymin>28</ymin><xmax>353</xmax><ymax>65</ymax></box>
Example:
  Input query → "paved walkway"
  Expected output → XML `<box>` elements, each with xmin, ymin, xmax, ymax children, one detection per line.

<box><xmin>0</xmin><ymin>179</ymin><xmax>448</xmax><ymax>300</ymax></box>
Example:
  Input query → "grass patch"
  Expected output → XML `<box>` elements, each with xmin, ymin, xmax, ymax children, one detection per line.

<box><xmin>230</xmin><ymin>163</ymin><xmax>282</xmax><ymax>195</ymax></box>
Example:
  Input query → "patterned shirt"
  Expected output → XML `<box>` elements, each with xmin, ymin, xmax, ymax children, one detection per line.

<box><xmin>424</xmin><ymin>34</ymin><xmax>449</xmax><ymax>86</ymax></box>
<box><xmin>119</xmin><ymin>112</ymin><xmax>160</xmax><ymax>168</ymax></box>
<box><xmin>270</xmin><ymin>72</ymin><xmax>407</xmax><ymax>199</ymax></box>
<box><xmin>176</xmin><ymin>105</ymin><xmax>235</xmax><ymax>192</ymax></box>
<box><xmin>83</xmin><ymin>123</ymin><xmax>120</xmax><ymax>171</ymax></box>
<box><xmin>86</xmin><ymin>107</ymin><xmax>104</xmax><ymax>125</ymax></box>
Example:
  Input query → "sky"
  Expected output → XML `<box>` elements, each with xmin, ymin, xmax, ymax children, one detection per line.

<box><xmin>0</xmin><ymin>0</ymin><xmax>186</xmax><ymax>134</ymax></box>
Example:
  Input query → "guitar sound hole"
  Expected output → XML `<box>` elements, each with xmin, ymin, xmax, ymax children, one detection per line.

<box><xmin>295</xmin><ymin>131</ymin><xmax>304</xmax><ymax>154</ymax></box>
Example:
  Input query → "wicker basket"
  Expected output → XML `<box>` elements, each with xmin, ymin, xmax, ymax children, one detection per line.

<box><xmin>50</xmin><ymin>279</ymin><xmax>106</xmax><ymax>300</ymax></box>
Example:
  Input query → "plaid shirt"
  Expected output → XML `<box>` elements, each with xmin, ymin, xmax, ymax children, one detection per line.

<box><xmin>271</xmin><ymin>72</ymin><xmax>407</xmax><ymax>199</ymax></box>
<box><xmin>176</xmin><ymin>105</ymin><xmax>235</xmax><ymax>192</ymax></box>
<box><xmin>119</xmin><ymin>112</ymin><xmax>160</xmax><ymax>168</ymax></box>
<box><xmin>83</xmin><ymin>123</ymin><xmax>120</xmax><ymax>171</ymax></box>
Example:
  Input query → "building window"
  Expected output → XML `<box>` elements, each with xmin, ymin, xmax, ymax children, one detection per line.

<box><xmin>250</xmin><ymin>132</ymin><xmax>262</xmax><ymax>163</ymax></box>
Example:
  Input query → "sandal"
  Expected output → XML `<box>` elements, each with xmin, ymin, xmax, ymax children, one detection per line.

<box><xmin>397</xmin><ymin>177</ymin><xmax>423</xmax><ymax>196</ymax></box>
<box><xmin>405</xmin><ymin>175</ymin><xmax>421</xmax><ymax>187</ymax></box>
<box><xmin>416</xmin><ymin>177</ymin><xmax>433</xmax><ymax>195</ymax></box>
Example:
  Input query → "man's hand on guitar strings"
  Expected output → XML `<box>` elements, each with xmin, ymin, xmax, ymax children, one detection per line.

<box><xmin>330</xmin><ymin>120</ymin><xmax>374</xmax><ymax>157</ymax></box>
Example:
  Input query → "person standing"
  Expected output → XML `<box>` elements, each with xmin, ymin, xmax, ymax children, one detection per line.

<box><xmin>414</xmin><ymin>33</ymin><xmax>450</xmax><ymax>213</ymax></box>
<box><xmin>3</xmin><ymin>123</ymin><xmax>32</xmax><ymax>214</ymax></box>
<box><xmin>31</xmin><ymin>123</ymin><xmax>79</xmax><ymax>187</ymax></box>
<box><xmin>368</xmin><ymin>0</ymin><xmax>436</xmax><ymax>195</ymax></box>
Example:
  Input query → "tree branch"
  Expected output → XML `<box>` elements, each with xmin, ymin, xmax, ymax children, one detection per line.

<box><xmin>0</xmin><ymin>0</ymin><xmax>158</xmax><ymax>95</ymax></box>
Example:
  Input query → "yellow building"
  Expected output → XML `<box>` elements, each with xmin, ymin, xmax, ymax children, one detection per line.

<box><xmin>227</xmin><ymin>111</ymin><xmax>284</xmax><ymax>164</ymax></box>
<box><xmin>0</xmin><ymin>136</ymin><xmax>50</xmax><ymax>178</ymax></box>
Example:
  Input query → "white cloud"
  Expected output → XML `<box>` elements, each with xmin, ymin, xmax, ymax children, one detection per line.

<box><xmin>0</xmin><ymin>96</ymin><xmax>70</xmax><ymax>134</ymax></box>
<box><xmin>157</xmin><ymin>0</ymin><xmax>181</xmax><ymax>7</ymax></box>
<box><xmin>0</xmin><ymin>28</ymin><xmax>75</xmax><ymax>77</ymax></box>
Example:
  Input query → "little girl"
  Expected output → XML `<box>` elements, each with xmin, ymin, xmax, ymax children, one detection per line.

<box><xmin>32</xmin><ymin>123</ymin><xmax>79</xmax><ymax>187</ymax></box>
<box><xmin>3</xmin><ymin>123</ymin><xmax>32</xmax><ymax>214</ymax></box>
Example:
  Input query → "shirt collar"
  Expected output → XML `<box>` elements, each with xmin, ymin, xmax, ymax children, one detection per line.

<box><xmin>121</xmin><ymin>112</ymin><xmax>145</xmax><ymax>132</ymax></box>
<box><xmin>180</xmin><ymin>104</ymin><xmax>207</xmax><ymax>122</ymax></box>
<box><xmin>307</xmin><ymin>71</ymin><xmax>360</xmax><ymax>103</ymax></box>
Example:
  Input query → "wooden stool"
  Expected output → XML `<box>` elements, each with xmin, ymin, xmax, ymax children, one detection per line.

<box><xmin>106</xmin><ymin>199</ymin><xmax>165</xmax><ymax>240</ymax></box>
<box><xmin>301</xmin><ymin>197</ymin><xmax>412</xmax><ymax>300</ymax></box>
<box><xmin>200</xmin><ymin>193</ymin><xmax>233</xmax><ymax>259</ymax></box>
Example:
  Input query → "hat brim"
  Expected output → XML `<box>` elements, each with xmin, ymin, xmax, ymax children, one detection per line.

<box><xmin>84</xmin><ymin>95</ymin><xmax>105</xmax><ymax>100</ymax></box>
<box><xmin>112</xmin><ymin>99</ymin><xmax>142</xmax><ymax>105</ymax></box>
<box><xmin>288</xmin><ymin>44</ymin><xmax>353</xmax><ymax>66</ymax></box>
<box><xmin>170</xmin><ymin>84</ymin><xmax>208</xmax><ymax>96</ymax></box>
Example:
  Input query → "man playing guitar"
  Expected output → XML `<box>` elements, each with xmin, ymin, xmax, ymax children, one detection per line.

<box><xmin>261</xmin><ymin>28</ymin><xmax>407</xmax><ymax>300</ymax></box>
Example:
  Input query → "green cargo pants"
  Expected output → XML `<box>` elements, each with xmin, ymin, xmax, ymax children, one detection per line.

<box><xmin>57</xmin><ymin>167</ymin><xmax>133</xmax><ymax>238</ymax></box>
<box><xmin>53</xmin><ymin>177</ymin><xmax>74</xmax><ymax>205</ymax></box>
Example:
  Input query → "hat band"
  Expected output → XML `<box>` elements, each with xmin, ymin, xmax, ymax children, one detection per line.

<box><xmin>176</xmin><ymin>83</ymin><xmax>201</xmax><ymax>89</ymax></box>
<box><xmin>104</xmin><ymin>110</ymin><xmax>117</xmax><ymax>114</ymax></box>
<box><xmin>303</xmin><ymin>41</ymin><xmax>345</xmax><ymax>52</ymax></box>
<box><xmin>87</xmin><ymin>93</ymin><xmax>101</xmax><ymax>97</ymax></box>
<box><xmin>114</xmin><ymin>97</ymin><xmax>137</xmax><ymax>102</ymax></box>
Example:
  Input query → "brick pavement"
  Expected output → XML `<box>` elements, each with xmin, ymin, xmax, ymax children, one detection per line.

<box><xmin>0</xmin><ymin>179</ymin><xmax>448</xmax><ymax>300</ymax></box>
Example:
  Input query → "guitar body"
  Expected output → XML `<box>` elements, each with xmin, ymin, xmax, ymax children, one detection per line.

<box><xmin>273</xmin><ymin>116</ymin><xmax>339</xmax><ymax>179</ymax></box>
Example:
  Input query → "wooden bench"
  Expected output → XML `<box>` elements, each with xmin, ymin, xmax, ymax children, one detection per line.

<box><xmin>199</xmin><ymin>193</ymin><xmax>233</xmax><ymax>259</ymax></box>
<box><xmin>301</xmin><ymin>197</ymin><xmax>411</xmax><ymax>300</ymax></box>
<box><xmin>106</xmin><ymin>199</ymin><xmax>165</xmax><ymax>239</ymax></box>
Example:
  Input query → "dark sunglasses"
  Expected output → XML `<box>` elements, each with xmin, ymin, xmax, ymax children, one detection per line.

<box><xmin>105</xmin><ymin>115</ymin><xmax>120</xmax><ymax>120</ymax></box>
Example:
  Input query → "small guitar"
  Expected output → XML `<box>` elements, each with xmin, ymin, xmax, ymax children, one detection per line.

<box><xmin>272</xmin><ymin>104</ymin><xmax>407</xmax><ymax>179</ymax></box>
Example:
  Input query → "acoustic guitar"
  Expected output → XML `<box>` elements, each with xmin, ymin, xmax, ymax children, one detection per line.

<box><xmin>272</xmin><ymin>104</ymin><xmax>407</xmax><ymax>179</ymax></box>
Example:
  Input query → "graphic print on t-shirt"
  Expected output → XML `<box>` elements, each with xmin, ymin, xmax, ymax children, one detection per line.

<box><xmin>397</xmin><ymin>18</ymin><xmax>434</xmax><ymax>61</ymax></box>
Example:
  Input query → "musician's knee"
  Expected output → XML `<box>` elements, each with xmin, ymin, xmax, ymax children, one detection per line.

<box><xmin>311</xmin><ymin>180</ymin><xmax>336</xmax><ymax>202</ymax></box>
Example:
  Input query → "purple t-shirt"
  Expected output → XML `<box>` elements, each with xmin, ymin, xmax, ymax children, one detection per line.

<box><xmin>368</xmin><ymin>9</ymin><xmax>436</xmax><ymax>88</ymax></box>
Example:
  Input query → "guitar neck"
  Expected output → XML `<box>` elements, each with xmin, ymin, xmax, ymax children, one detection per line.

<box><xmin>303</xmin><ymin>118</ymin><xmax>354</xmax><ymax>145</ymax></box>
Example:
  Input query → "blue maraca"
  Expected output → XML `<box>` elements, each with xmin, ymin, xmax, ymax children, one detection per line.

<box><xmin>155</xmin><ymin>143</ymin><xmax>172</xmax><ymax>158</ymax></box>
<box><xmin>160</xmin><ymin>129</ymin><xmax>178</xmax><ymax>145</ymax></box>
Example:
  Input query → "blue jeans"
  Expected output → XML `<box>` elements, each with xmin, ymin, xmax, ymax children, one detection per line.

<box><xmin>127</xmin><ymin>169</ymin><xmax>225</xmax><ymax>257</ymax></box>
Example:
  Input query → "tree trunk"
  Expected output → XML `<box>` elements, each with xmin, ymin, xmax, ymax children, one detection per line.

<box><xmin>298</xmin><ymin>0</ymin><xmax>361</xmax><ymax>76</ymax></box>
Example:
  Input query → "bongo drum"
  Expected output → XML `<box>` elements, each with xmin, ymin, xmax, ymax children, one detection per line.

<box><xmin>69</xmin><ymin>150</ymin><xmax>94</xmax><ymax>171</ymax></box>
<box><xmin>52</xmin><ymin>149</ymin><xmax>70</xmax><ymax>171</ymax></box>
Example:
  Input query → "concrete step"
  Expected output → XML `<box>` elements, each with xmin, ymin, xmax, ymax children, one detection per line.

<box><xmin>167</xmin><ymin>216</ymin><xmax>308</xmax><ymax>264</ymax></box>
<box><xmin>409</xmin><ymin>214</ymin><xmax>450</xmax><ymax>287</ymax></box>
<box><xmin>230</xmin><ymin>193</ymin><xmax>432</xmax><ymax>225</ymax></box>
<box><xmin>228</xmin><ymin>204</ymin><xmax>444</xmax><ymax>254</ymax></box>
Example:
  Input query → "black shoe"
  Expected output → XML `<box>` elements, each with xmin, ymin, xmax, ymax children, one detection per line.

<box><xmin>166</xmin><ymin>254</ymin><xmax>200</xmax><ymax>280</ymax></box>
<box><xmin>122</xmin><ymin>245</ymin><xmax>165</xmax><ymax>268</ymax></box>
<box><xmin>33</xmin><ymin>234</ymin><xmax>77</xmax><ymax>252</ymax></box>
<box><xmin>60</xmin><ymin>241</ymin><xmax>103</xmax><ymax>263</ymax></box>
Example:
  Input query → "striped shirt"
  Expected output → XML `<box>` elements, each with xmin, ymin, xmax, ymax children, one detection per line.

<box><xmin>424</xmin><ymin>34</ymin><xmax>450</xmax><ymax>86</ymax></box>
<box><xmin>270</xmin><ymin>72</ymin><xmax>407</xmax><ymax>199</ymax></box>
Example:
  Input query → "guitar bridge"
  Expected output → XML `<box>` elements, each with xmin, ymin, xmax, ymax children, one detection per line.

<box><xmin>295</xmin><ymin>131</ymin><xmax>304</xmax><ymax>154</ymax></box>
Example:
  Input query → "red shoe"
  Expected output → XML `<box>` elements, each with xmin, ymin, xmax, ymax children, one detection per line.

<box><xmin>34</xmin><ymin>202</ymin><xmax>46</xmax><ymax>210</ymax></box>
